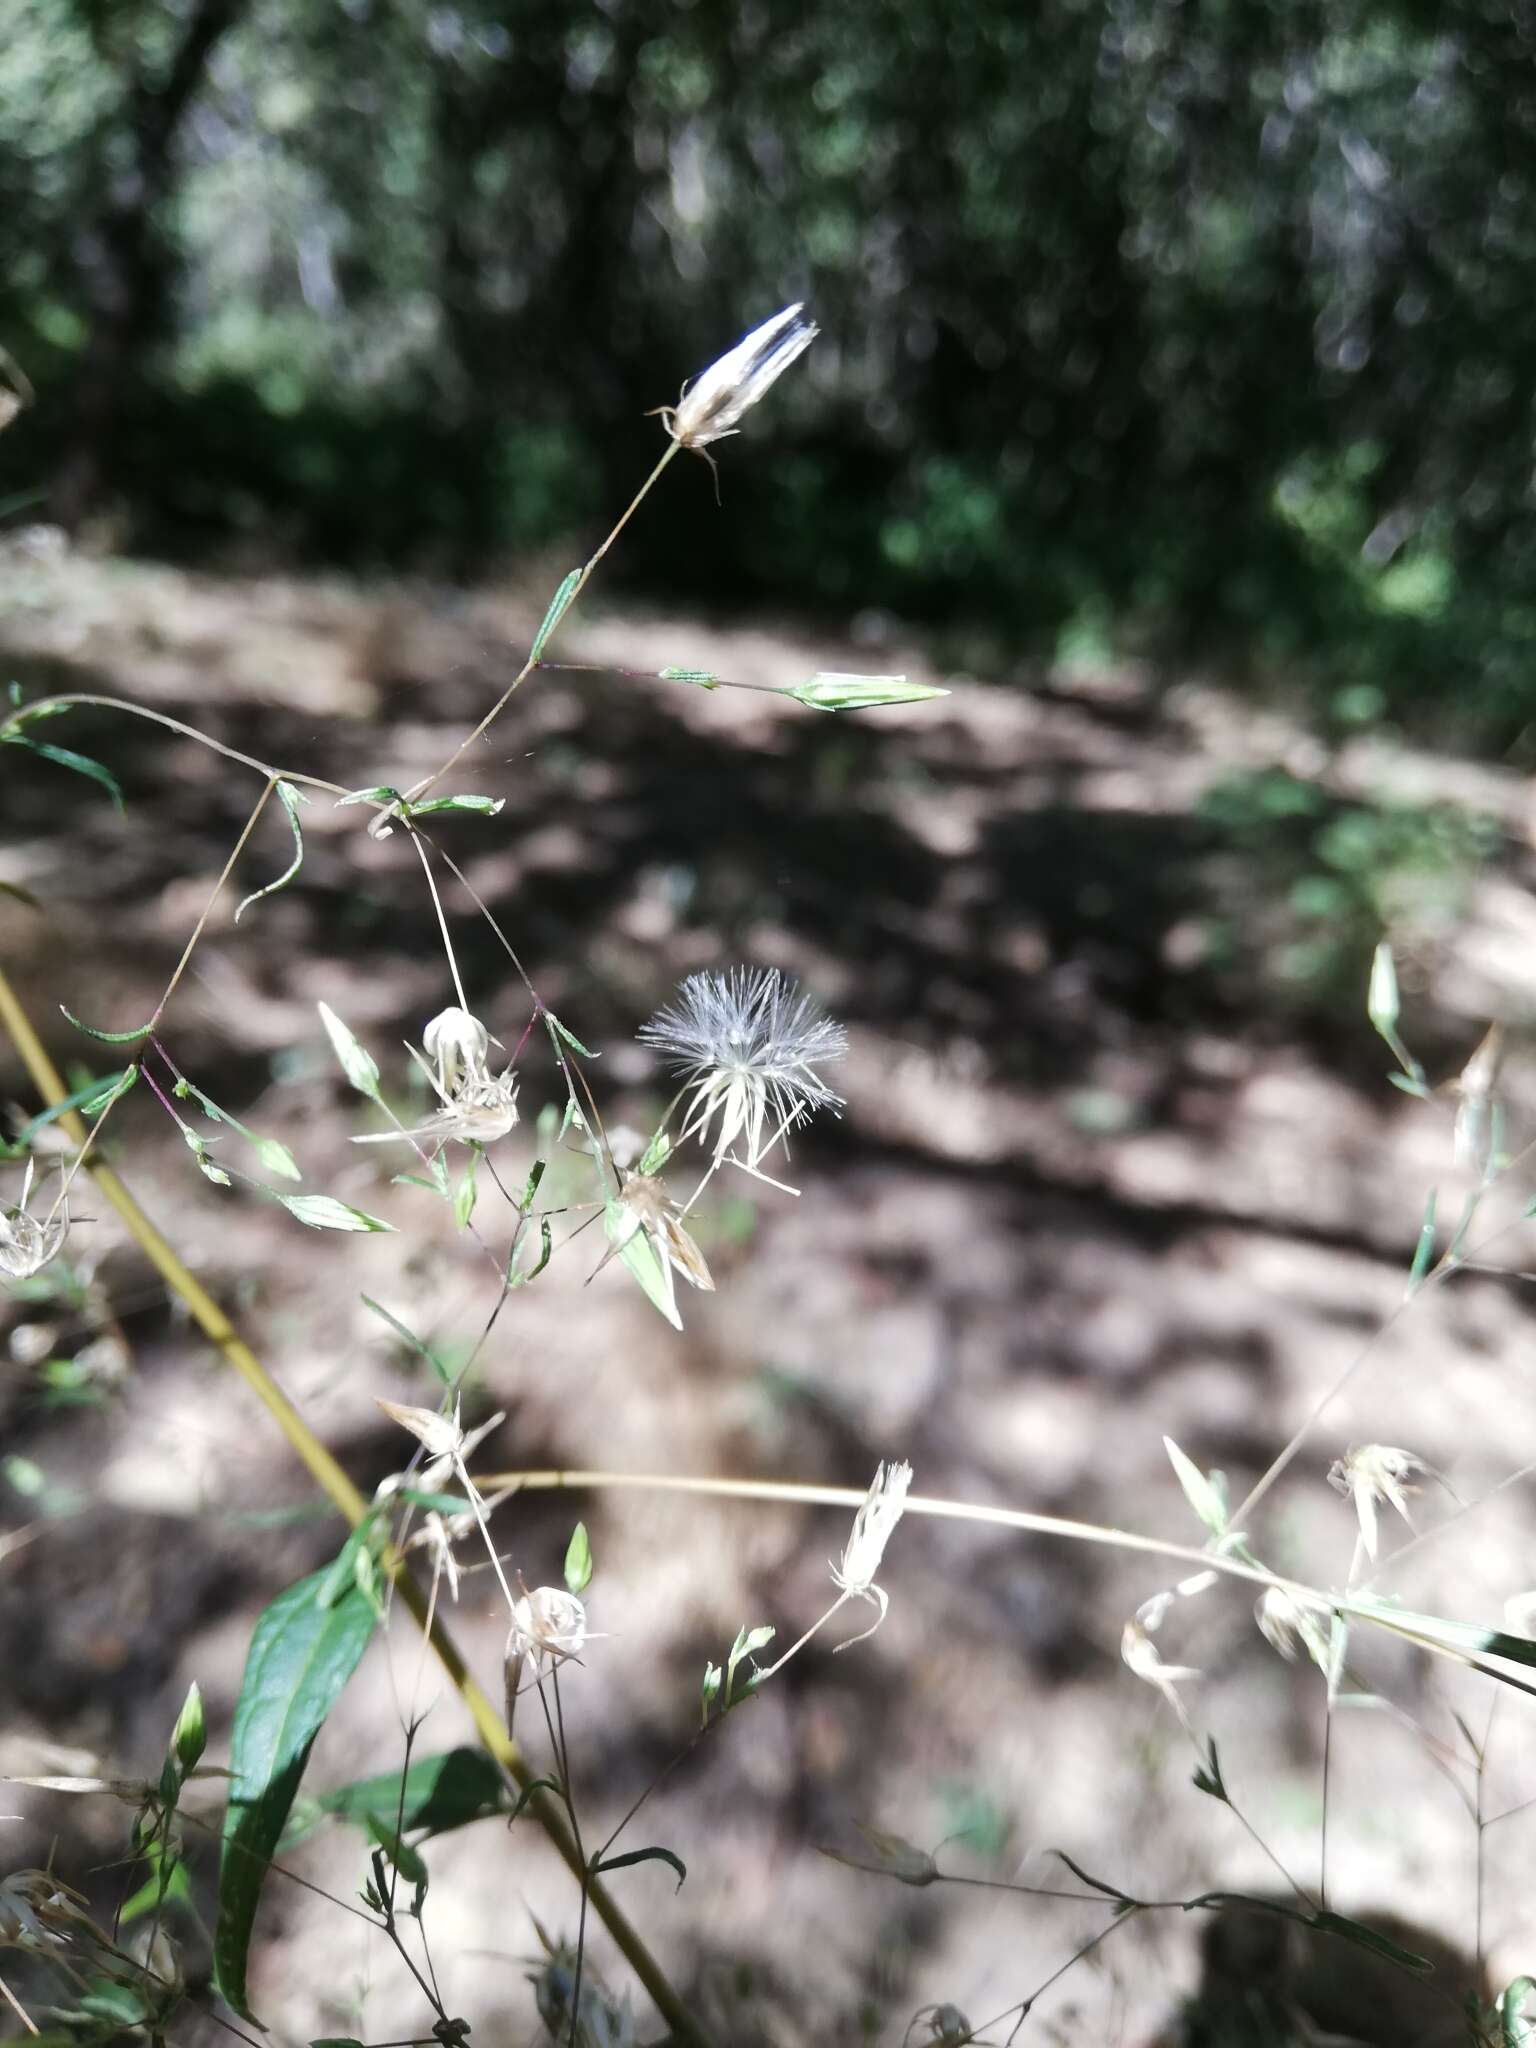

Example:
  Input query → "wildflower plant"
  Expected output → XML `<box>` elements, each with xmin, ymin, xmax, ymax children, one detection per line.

<box><xmin>6</xmin><ymin>317</ymin><xmax>1536</xmax><ymax>2048</ymax></box>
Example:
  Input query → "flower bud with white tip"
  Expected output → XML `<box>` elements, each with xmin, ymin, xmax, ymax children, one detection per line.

<box><xmin>661</xmin><ymin>303</ymin><xmax>819</xmax><ymax>452</ymax></box>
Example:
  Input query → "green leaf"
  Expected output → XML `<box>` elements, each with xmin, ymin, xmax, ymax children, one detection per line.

<box><xmin>530</xmin><ymin>568</ymin><xmax>581</xmax><ymax>662</ymax></box>
<box><xmin>360</xmin><ymin>1296</ymin><xmax>454</xmax><ymax>1386</ymax></box>
<box><xmin>656</xmin><ymin>665</ymin><xmax>721</xmax><ymax>690</ymax></box>
<box><xmin>173</xmin><ymin>1074</ymin><xmax>302</xmax><ymax>1181</ymax></box>
<box><xmin>564</xmin><ymin>1522</ymin><xmax>593</xmax><ymax>1596</ymax></box>
<box><xmin>1366</xmin><ymin>940</ymin><xmax>1400</xmax><ymax>1035</ymax></box>
<box><xmin>1191</xmin><ymin>1737</ymin><xmax>1228</xmax><ymax>1802</ymax></box>
<box><xmin>1163</xmin><ymin>1437</ymin><xmax>1228</xmax><ymax>1538</ymax></box>
<box><xmin>544</xmin><ymin>1010</ymin><xmax>596</xmax><ymax>1057</ymax></box>
<box><xmin>1407</xmin><ymin>1187</ymin><xmax>1438</xmax><ymax>1295</ymax></box>
<box><xmin>335</xmin><ymin>786</ymin><xmax>402</xmax><ymax>809</ymax></box>
<box><xmin>0</xmin><ymin>879</ymin><xmax>39</xmax><ymax>909</ymax></box>
<box><xmin>365</xmin><ymin>1810</ymin><xmax>429</xmax><ymax>1886</ymax></box>
<box><xmin>118</xmin><ymin>1856</ymin><xmax>192</xmax><ymax>1925</ymax></box>
<box><xmin>406</xmin><ymin>794</ymin><xmax>505</xmax><ymax>818</ymax></box>
<box><xmin>59</xmin><ymin>1004</ymin><xmax>153</xmax><ymax>1043</ymax></box>
<box><xmin>605</xmin><ymin>1198</ymin><xmax>679</xmax><ymax>1329</ymax></box>
<box><xmin>10</xmin><ymin>1067</ymin><xmax>136</xmax><ymax>1147</ymax></box>
<box><xmin>784</xmin><ymin>672</ymin><xmax>950</xmax><ymax>713</ymax></box>
<box><xmin>318</xmin><ymin>1002</ymin><xmax>381</xmax><ymax>1100</ymax></box>
<box><xmin>1501</xmin><ymin>1976</ymin><xmax>1536</xmax><ymax>2048</ymax></box>
<box><xmin>590</xmin><ymin>1843</ymin><xmax>687</xmax><ymax>1891</ymax></box>
<box><xmin>6</xmin><ymin>734</ymin><xmax>125</xmax><ymax>810</ymax></box>
<box><xmin>1309</xmin><ymin>1909</ymin><xmax>1430</xmax><ymax>1973</ymax></box>
<box><xmin>453</xmin><ymin>1159</ymin><xmax>477</xmax><ymax>1230</ymax></box>
<box><xmin>277</xmin><ymin>1194</ymin><xmax>395</xmax><ymax>1233</ymax></box>
<box><xmin>235</xmin><ymin>780</ymin><xmax>308</xmax><ymax>924</ymax></box>
<box><xmin>517</xmin><ymin>1157</ymin><xmax>547</xmax><ymax>1210</ymax></box>
<box><xmin>214</xmin><ymin>1567</ymin><xmax>378</xmax><ymax>2022</ymax></box>
<box><xmin>637</xmin><ymin>1129</ymin><xmax>671</xmax><ymax>1175</ymax></box>
<box><xmin>511</xmin><ymin>1214</ymin><xmax>552</xmax><ymax>1287</ymax></box>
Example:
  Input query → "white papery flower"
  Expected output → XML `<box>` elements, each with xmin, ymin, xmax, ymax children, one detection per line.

<box><xmin>354</xmin><ymin>1006</ymin><xmax>518</xmax><ymax>1148</ymax></box>
<box><xmin>660</xmin><ymin>303</ymin><xmax>819</xmax><ymax>451</ymax></box>
<box><xmin>507</xmin><ymin>1586</ymin><xmax>590</xmax><ymax>1679</ymax></box>
<box><xmin>830</xmin><ymin>1460</ymin><xmax>913</xmax><ymax>1649</ymax></box>
<box><xmin>1328</xmin><ymin>1443</ymin><xmax>1423</xmax><ymax>1560</ymax></box>
<box><xmin>422</xmin><ymin>1006</ymin><xmax>493</xmax><ymax>1094</ymax></box>
<box><xmin>0</xmin><ymin>1160</ymin><xmax>69</xmax><ymax>1281</ymax></box>
<box><xmin>639</xmin><ymin>967</ymin><xmax>846</xmax><ymax>1172</ymax></box>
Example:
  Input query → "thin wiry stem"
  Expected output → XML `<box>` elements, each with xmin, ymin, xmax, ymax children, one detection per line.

<box><xmin>3</xmin><ymin>693</ymin><xmax>350</xmax><ymax>797</ymax></box>
<box><xmin>41</xmin><ymin>776</ymin><xmax>279</xmax><ymax>1228</ymax></box>
<box><xmin>406</xmin><ymin>441</ymin><xmax>680</xmax><ymax>802</ymax></box>
<box><xmin>409</xmin><ymin>832</ymin><xmax>469</xmax><ymax>1017</ymax></box>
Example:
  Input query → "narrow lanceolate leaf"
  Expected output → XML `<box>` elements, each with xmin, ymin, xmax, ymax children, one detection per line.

<box><xmin>605</xmin><ymin>1199</ymin><xmax>680</xmax><ymax>1329</ymax></box>
<box><xmin>543</xmin><ymin>1009</ymin><xmax>596</xmax><ymax>1057</ymax></box>
<box><xmin>291</xmin><ymin>1749</ymin><xmax>506</xmax><ymax>1844</ymax></box>
<box><xmin>1367</xmin><ymin>940</ymin><xmax>1400</xmax><ymax>1036</ymax></box>
<box><xmin>60</xmin><ymin>1004</ymin><xmax>153</xmax><ymax>1043</ymax></box>
<box><xmin>5</xmin><ymin>734</ymin><xmax>125</xmax><ymax>810</ymax></box>
<box><xmin>359</xmin><ymin>1295</ymin><xmax>454</xmax><ymax>1386</ymax></box>
<box><xmin>589</xmin><ymin>1844</ymin><xmax>687</xmax><ymax>1891</ymax></box>
<box><xmin>564</xmin><ymin>1522</ymin><xmax>593</xmax><ymax>1596</ymax></box>
<box><xmin>214</xmin><ymin>1568</ymin><xmax>378</xmax><ymax>2022</ymax></box>
<box><xmin>1406</xmin><ymin>1187</ymin><xmax>1438</xmax><ymax>1295</ymax></box>
<box><xmin>784</xmin><ymin>672</ymin><xmax>950</xmax><ymax>713</ymax></box>
<box><xmin>530</xmin><ymin>568</ymin><xmax>582</xmax><ymax>662</ymax></box>
<box><xmin>11</xmin><ymin>1068</ymin><xmax>136</xmax><ymax>1146</ymax></box>
<box><xmin>1163</xmin><ymin>1437</ymin><xmax>1228</xmax><ymax>1538</ymax></box>
<box><xmin>277</xmin><ymin>1193</ymin><xmax>395</xmax><ymax>1233</ymax></box>
<box><xmin>317</xmin><ymin>1003</ymin><xmax>381</xmax><ymax>1100</ymax></box>
<box><xmin>235</xmin><ymin>780</ymin><xmax>308</xmax><ymax>924</ymax></box>
<box><xmin>405</xmin><ymin>794</ymin><xmax>505</xmax><ymax>818</ymax></box>
<box><xmin>657</xmin><ymin>666</ymin><xmax>722</xmax><ymax>690</ymax></box>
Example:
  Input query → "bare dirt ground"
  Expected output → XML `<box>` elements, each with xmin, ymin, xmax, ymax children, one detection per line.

<box><xmin>3</xmin><ymin>536</ymin><xmax>1536</xmax><ymax>2045</ymax></box>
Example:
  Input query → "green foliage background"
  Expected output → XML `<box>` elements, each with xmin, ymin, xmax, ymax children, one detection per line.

<box><xmin>7</xmin><ymin>0</ymin><xmax>1536</xmax><ymax>744</ymax></box>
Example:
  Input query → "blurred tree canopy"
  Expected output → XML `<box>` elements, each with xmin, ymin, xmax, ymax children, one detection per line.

<box><xmin>6</xmin><ymin>0</ymin><xmax>1536</xmax><ymax>744</ymax></box>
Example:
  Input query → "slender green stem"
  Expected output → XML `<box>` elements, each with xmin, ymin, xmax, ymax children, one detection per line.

<box><xmin>406</xmin><ymin>441</ymin><xmax>680</xmax><ymax>802</ymax></box>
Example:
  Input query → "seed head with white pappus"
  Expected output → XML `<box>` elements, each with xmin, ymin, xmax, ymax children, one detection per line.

<box><xmin>659</xmin><ymin>303</ymin><xmax>818</xmax><ymax>451</ymax></box>
<box><xmin>639</xmin><ymin>967</ymin><xmax>847</xmax><ymax>1170</ymax></box>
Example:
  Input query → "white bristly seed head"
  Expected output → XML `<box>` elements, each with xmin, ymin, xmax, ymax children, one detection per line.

<box><xmin>1254</xmin><ymin>1586</ymin><xmax>1331</xmax><ymax>1670</ymax></box>
<box><xmin>0</xmin><ymin>1161</ymin><xmax>69</xmax><ymax>1281</ymax></box>
<box><xmin>663</xmin><ymin>303</ymin><xmax>819</xmax><ymax>450</ymax></box>
<box><xmin>1327</xmin><ymin>1443</ymin><xmax>1423</xmax><ymax>1560</ymax></box>
<box><xmin>639</xmin><ymin>966</ymin><xmax>847</xmax><ymax>1169</ymax></box>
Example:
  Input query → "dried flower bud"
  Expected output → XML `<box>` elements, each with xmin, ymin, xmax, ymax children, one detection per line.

<box><xmin>825</xmin><ymin>1459</ymin><xmax>912</xmax><ymax>1651</ymax></box>
<box><xmin>1327</xmin><ymin>1443</ymin><xmax>1423</xmax><ymax>1560</ymax></box>
<box><xmin>0</xmin><ymin>1161</ymin><xmax>69</xmax><ymax>1281</ymax></box>
<box><xmin>661</xmin><ymin>304</ymin><xmax>818</xmax><ymax>451</ymax></box>
<box><xmin>1254</xmin><ymin>1586</ymin><xmax>1331</xmax><ymax>1670</ymax></box>
<box><xmin>422</xmin><ymin>1006</ymin><xmax>492</xmax><ymax>1094</ymax></box>
<box><xmin>377</xmin><ymin>1395</ymin><xmax>504</xmax><ymax>1489</ymax></box>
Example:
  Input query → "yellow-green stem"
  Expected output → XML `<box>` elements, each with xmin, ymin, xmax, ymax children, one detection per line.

<box><xmin>0</xmin><ymin>969</ymin><xmax>710</xmax><ymax>2048</ymax></box>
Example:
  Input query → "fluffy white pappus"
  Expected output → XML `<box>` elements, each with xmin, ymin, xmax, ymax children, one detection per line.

<box><xmin>638</xmin><ymin>967</ymin><xmax>847</xmax><ymax>1167</ymax></box>
<box><xmin>665</xmin><ymin>303</ymin><xmax>819</xmax><ymax>449</ymax></box>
